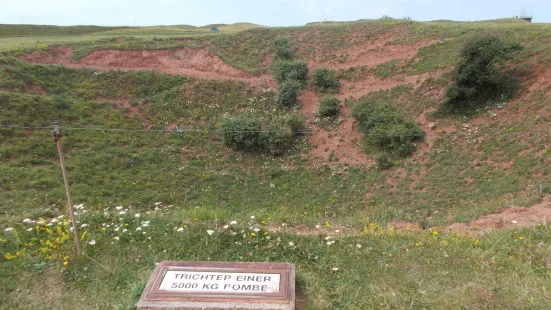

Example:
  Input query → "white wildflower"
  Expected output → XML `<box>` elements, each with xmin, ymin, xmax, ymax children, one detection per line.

<box><xmin>207</xmin><ymin>230</ymin><xmax>215</xmax><ymax>236</ymax></box>
<box><xmin>57</xmin><ymin>215</ymin><xmax>64</xmax><ymax>219</ymax></box>
<box><xmin>356</xmin><ymin>244</ymin><xmax>362</xmax><ymax>248</ymax></box>
<box><xmin>115</xmin><ymin>206</ymin><xmax>123</xmax><ymax>210</ymax></box>
<box><xmin>23</xmin><ymin>219</ymin><xmax>32</xmax><ymax>223</ymax></box>
<box><xmin>230</xmin><ymin>221</ymin><xmax>237</xmax><ymax>225</ymax></box>
<box><xmin>230</xmin><ymin>231</ymin><xmax>237</xmax><ymax>236</ymax></box>
<box><xmin>81</xmin><ymin>224</ymin><xmax>88</xmax><ymax>228</ymax></box>
<box><xmin>332</xmin><ymin>268</ymin><xmax>339</xmax><ymax>271</ymax></box>
<box><xmin>27</xmin><ymin>228</ymin><xmax>33</xmax><ymax>231</ymax></box>
<box><xmin>177</xmin><ymin>227</ymin><xmax>184</xmax><ymax>232</ymax></box>
<box><xmin>325</xmin><ymin>236</ymin><xmax>332</xmax><ymax>240</ymax></box>
<box><xmin>223</xmin><ymin>225</ymin><xmax>229</xmax><ymax>229</ymax></box>
<box><xmin>88</xmin><ymin>240</ymin><xmax>96</xmax><ymax>245</ymax></box>
<box><xmin>119</xmin><ymin>211</ymin><xmax>126</xmax><ymax>215</ymax></box>
<box><xmin>288</xmin><ymin>241</ymin><xmax>294</xmax><ymax>246</ymax></box>
<box><xmin>512</xmin><ymin>220</ymin><xmax>518</xmax><ymax>224</ymax></box>
<box><xmin>122</xmin><ymin>228</ymin><xmax>128</xmax><ymax>233</ymax></box>
<box><xmin>135</xmin><ymin>213</ymin><xmax>140</xmax><ymax>218</ymax></box>
<box><xmin>250</xmin><ymin>216</ymin><xmax>255</xmax><ymax>220</ymax></box>
<box><xmin>154</xmin><ymin>202</ymin><xmax>162</xmax><ymax>206</ymax></box>
<box><xmin>136</xmin><ymin>227</ymin><xmax>142</xmax><ymax>231</ymax></box>
<box><xmin>4</xmin><ymin>227</ymin><xmax>14</xmax><ymax>232</ymax></box>
<box><xmin>114</xmin><ymin>236</ymin><xmax>120</xmax><ymax>241</ymax></box>
<box><xmin>253</xmin><ymin>228</ymin><xmax>260</xmax><ymax>232</ymax></box>
<box><xmin>315</xmin><ymin>225</ymin><xmax>320</xmax><ymax>229</ymax></box>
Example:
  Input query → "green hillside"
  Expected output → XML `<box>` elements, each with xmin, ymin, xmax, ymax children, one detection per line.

<box><xmin>1</xmin><ymin>19</ymin><xmax>551</xmax><ymax>309</ymax></box>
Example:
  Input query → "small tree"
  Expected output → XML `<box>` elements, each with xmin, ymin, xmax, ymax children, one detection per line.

<box><xmin>317</xmin><ymin>96</ymin><xmax>340</xmax><ymax>117</ymax></box>
<box><xmin>445</xmin><ymin>35</ymin><xmax>522</xmax><ymax>111</ymax></box>
<box><xmin>276</xmin><ymin>80</ymin><xmax>301</xmax><ymax>108</ymax></box>
<box><xmin>273</xmin><ymin>36</ymin><xmax>294</xmax><ymax>61</ymax></box>
<box><xmin>312</xmin><ymin>68</ymin><xmax>340</xmax><ymax>92</ymax></box>
<box><xmin>260</xmin><ymin>121</ymin><xmax>292</xmax><ymax>156</ymax></box>
<box><xmin>221</xmin><ymin>114</ymin><xmax>261</xmax><ymax>151</ymax></box>
<box><xmin>271</xmin><ymin>60</ymin><xmax>308</xmax><ymax>85</ymax></box>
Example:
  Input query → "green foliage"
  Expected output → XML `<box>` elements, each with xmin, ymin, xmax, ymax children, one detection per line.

<box><xmin>220</xmin><ymin>114</ymin><xmax>261</xmax><ymax>151</ymax></box>
<box><xmin>260</xmin><ymin>121</ymin><xmax>292</xmax><ymax>156</ymax></box>
<box><xmin>376</xmin><ymin>153</ymin><xmax>394</xmax><ymax>170</ymax></box>
<box><xmin>311</xmin><ymin>67</ymin><xmax>340</xmax><ymax>92</ymax></box>
<box><xmin>276</xmin><ymin>80</ymin><xmax>301</xmax><ymax>108</ymax></box>
<box><xmin>271</xmin><ymin>60</ymin><xmax>308</xmax><ymax>86</ymax></box>
<box><xmin>272</xmin><ymin>36</ymin><xmax>294</xmax><ymax>61</ymax></box>
<box><xmin>352</xmin><ymin>99</ymin><xmax>424</xmax><ymax>158</ymax></box>
<box><xmin>284</xmin><ymin>112</ymin><xmax>306</xmax><ymax>134</ymax></box>
<box><xmin>317</xmin><ymin>96</ymin><xmax>341</xmax><ymax>118</ymax></box>
<box><xmin>444</xmin><ymin>35</ymin><xmax>523</xmax><ymax>111</ymax></box>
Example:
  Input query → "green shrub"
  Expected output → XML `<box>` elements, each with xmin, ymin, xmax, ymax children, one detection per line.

<box><xmin>352</xmin><ymin>99</ymin><xmax>424</xmax><ymax>158</ymax></box>
<box><xmin>317</xmin><ymin>97</ymin><xmax>340</xmax><ymax>118</ymax></box>
<box><xmin>221</xmin><ymin>114</ymin><xmax>261</xmax><ymax>151</ymax></box>
<box><xmin>311</xmin><ymin>68</ymin><xmax>340</xmax><ymax>92</ymax></box>
<box><xmin>376</xmin><ymin>153</ymin><xmax>394</xmax><ymax>170</ymax></box>
<box><xmin>444</xmin><ymin>35</ymin><xmax>522</xmax><ymax>111</ymax></box>
<box><xmin>271</xmin><ymin>60</ymin><xmax>308</xmax><ymax>85</ymax></box>
<box><xmin>276</xmin><ymin>80</ymin><xmax>301</xmax><ymax>108</ymax></box>
<box><xmin>285</xmin><ymin>112</ymin><xmax>306</xmax><ymax>135</ymax></box>
<box><xmin>273</xmin><ymin>36</ymin><xmax>294</xmax><ymax>61</ymax></box>
<box><xmin>260</xmin><ymin>122</ymin><xmax>292</xmax><ymax>156</ymax></box>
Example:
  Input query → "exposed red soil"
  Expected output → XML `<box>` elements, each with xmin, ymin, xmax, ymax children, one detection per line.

<box><xmin>299</xmin><ymin>90</ymin><xmax>371</xmax><ymax>166</ymax></box>
<box><xmin>445</xmin><ymin>197</ymin><xmax>551</xmax><ymax>235</ymax></box>
<box><xmin>277</xmin><ymin>196</ymin><xmax>551</xmax><ymax>237</ymax></box>
<box><xmin>19</xmin><ymin>47</ymin><xmax>273</xmax><ymax>86</ymax></box>
<box><xmin>304</xmin><ymin>29</ymin><xmax>441</xmax><ymax>71</ymax></box>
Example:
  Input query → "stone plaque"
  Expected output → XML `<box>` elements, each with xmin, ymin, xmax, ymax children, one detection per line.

<box><xmin>137</xmin><ymin>261</ymin><xmax>296</xmax><ymax>310</ymax></box>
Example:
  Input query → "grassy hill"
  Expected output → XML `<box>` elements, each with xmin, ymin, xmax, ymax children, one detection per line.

<box><xmin>1</xmin><ymin>19</ymin><xmax>551</xmax><ymax>309</ymax></box>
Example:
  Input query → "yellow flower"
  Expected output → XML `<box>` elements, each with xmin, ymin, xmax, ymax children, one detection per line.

<box><xmin>432</xmin><ymin>231</ymin><xmax>438</xmax><ymax>236</ymax></box>
<box><xmin>325</xmin><ymin>221</ymin><xmax>330</xmax><ymax>227</ymax></box>
<box><xmin>251</xmin><ymin>232</ymin><xmax>256</xmax><ymax>237</ymax></box>
<box><xmin>388</xmin><ymin>253</ymin><xmax>393</xmax><ymax>257</ymax></box>
<box><xmin>124</xmin><ymin>223</ymin><xmax>129</xmax><ymax>227</ymax></box>
<box><xmin>194</xmin><ymin>218</ymin><xmax>198</xmax><ymax>222</ymax></box>
<box><xmin>80</xmin><ymin>231</ymin><xmax>87</xmax><ymax>240</ymax></box>
<box><xmin>63</xmin><ymin>261</ymin><xmax>68</xmax><ymax>266</ymax></box>
<box><xmin>442</xmin><ymin>241</ymin><xmax>448</xmax><ymax>246</ymax></box>
<box><xmin>519</xmin><ymin>236</ymin><xmax>524</xmax><ymax>240</ymax></box>
<box><xmin>261</xmin><ymin>221</ymin><xmax>266</xmax><ymax>225</ymax></box>
<box><xmin>415</xmin><ymin>242</ymin><xmax>420</xmax><ymax>246</ymax></box>
<box><xmin>491</xmin><ymin>260</ymin><xmax>496</xmax><ymax>265</ymax></box>
<box><xmin>263</xmin><ymin>232</ymin><xmax>269</xmax><ymax>236</ymax></box>
<box><xmin>473</xmin><ymin>239</ymin><xmax>479</xmax><ymax>247</ymax></box>
<box><xmin>267</xmin><ymin>218</ymin><xmax>271</xmax><ymax>221</ymax></box>
<box><xmin>405</xmin><ymin>226</ymin><xmax>410</xmax><ymax>231</ymax></box>
<box><xmin>303</xmin><ymin>212</ymin><xmax>308</xmax><ymax>215</ymax></box>
<box><xmin>101</xmin><ymin>227</ymin><xmax>107</xmax><ymax>231</ymax></box>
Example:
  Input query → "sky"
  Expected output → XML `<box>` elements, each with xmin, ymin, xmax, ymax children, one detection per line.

<box><xmin>0</xmin><ymin>0</ymin><xmax>549</xmax><ymax>27</ymax></box>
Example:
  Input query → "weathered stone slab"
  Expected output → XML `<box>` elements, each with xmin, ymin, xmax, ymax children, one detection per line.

<box><xmin>137</xmin><ymin>261</ymin><xmax>295</xmax><ymax>310</ymax></box>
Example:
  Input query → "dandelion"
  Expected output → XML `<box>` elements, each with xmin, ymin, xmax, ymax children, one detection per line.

<box><xmin>230</xmin><ymin>221</ymin><xmax>237</xmax><ymax>225</ymax></box>
<box><xmin>251</xmin><ymin>232</ymin><xmax>256</xmax><ymax>237</ymax></box>
<box><xmin>288</xmin><ymin>241</ymin><xmax>294</xmax><ymax>246</ymax></box>
<box><xmin>101</xmin><ymin>227</ymin><xmax>107</xmax><ymax>231</ymax></box>
<box><xmin>264</xmin><ymin>232</ymin><xmax>269</xmax><ymax>236</ymax></box>
<box><xmin>88</xmin><ymin>240</ymin><xmax>96</xmax><ymax>245</ymax></box>
<box><xmin>177</xmin><ymin>228</ymin><xmax>184</xmax><ymax>232</ymax></box>
<box><xmin>63</xmin><ymin>261</ymin><xmax>68</xmax><ymax>266</ymax></box>
<box><xmin>4</xmin><ymin>228</ymin><xmax>14</xmax><ymax>232</ymax></box>
<box><xmin>115</xmin><ymin>206</ymin><xmax>123</xmax><ymax>211</ymax></box>
<box><xmin>261</xmin><ymin>220</ymin><xmax>266</xmax><ymax>225</ymax></box>
<box><xmin>432</xmin><ymin>231</ymin><xmax>439</xmax><ymax>236</ymax></box>
<box><xmin>207</xmin><ymin>230</ymin><xmax>215</xmax><ymax>236</ymax></box>
<box><xmin>135</xmin><ymin>213</ymin><xmax>140</xmax><ymax>218</ymax></box>
<box><xmin>519</xmin><ymin>236</ymin><xmax>524</xmax><ymax>240</ymax></box>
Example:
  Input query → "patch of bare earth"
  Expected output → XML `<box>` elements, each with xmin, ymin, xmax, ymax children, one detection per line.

<box><xmin>19</xmin><ymin>47</ymin><xmax>273</xmax><ymax>86</ymax></box>
<box><xmin>277</xmin><ymin>197</ymin><xmax>551</xmax><ymax>237</ymax></box>
<box><xmin>305</xmin><ymin>29</ymin><xmax>441</xmax><ymax>71</ymax></box>
<box><xmin>299</xmin><ymin>90</ymin><xmax>370</xmax><ymax>166</ymax></box>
